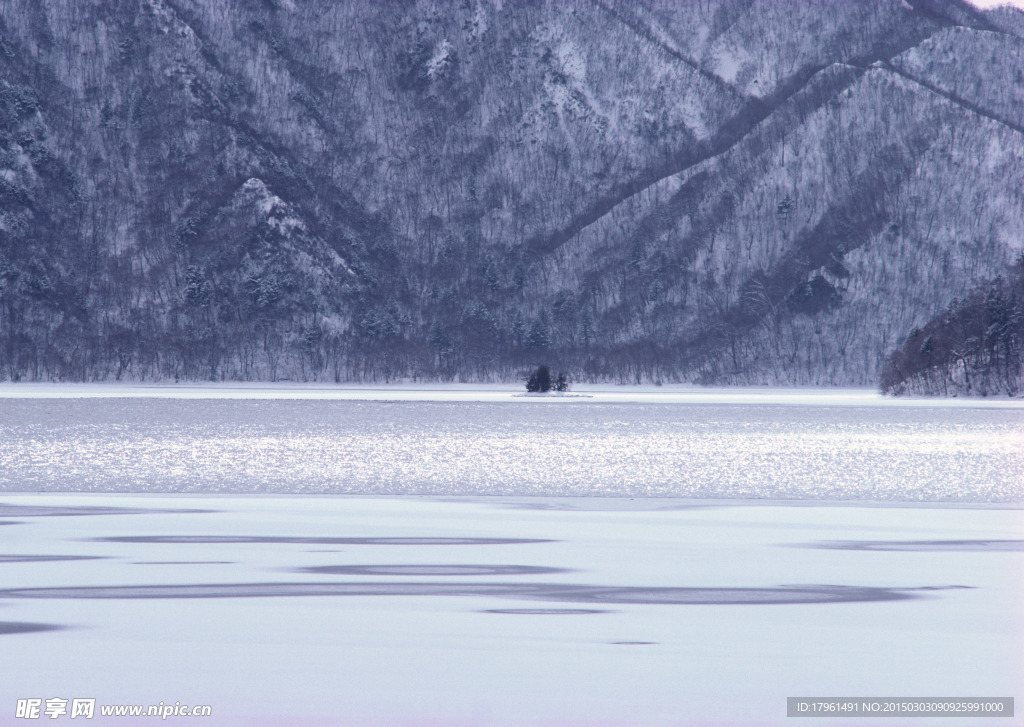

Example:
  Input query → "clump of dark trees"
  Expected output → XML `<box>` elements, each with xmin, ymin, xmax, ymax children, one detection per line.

<box><xmin>525</xmin><ymin>364</ymin><xmax>569</xmax><ymax>393</ymax></box>
<box><xmin>880</xmin><ymin>257</ymin><xmax>1023</xmax><ymax>397</ymax></box>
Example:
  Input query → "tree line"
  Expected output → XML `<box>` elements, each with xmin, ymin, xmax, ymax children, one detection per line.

<box><xmin>880</xmin><ymin>257</ymin><xmax>1023</xmax><ymax>397</ymax></box>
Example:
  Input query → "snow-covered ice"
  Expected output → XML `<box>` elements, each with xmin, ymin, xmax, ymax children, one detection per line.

<box><xmin>0</xmin><ymin>387</ymin><xmax>1021</xmax><ymax>725</ymax></box>
<box><xmin>0</xmin><ymin>495</ymin><xmax>1020</xmax><ymax>726</ymax></box>
<box><xmin>1</xmin><ymin>382</ymin><xmax>1022</xmax><ymax>407</ymax></box>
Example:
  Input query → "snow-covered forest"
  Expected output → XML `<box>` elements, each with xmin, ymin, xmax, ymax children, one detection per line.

<box><xmin>0</xmin><ymin>0</ymin><xmax>1021</xmax><ymax>388</ymax></box>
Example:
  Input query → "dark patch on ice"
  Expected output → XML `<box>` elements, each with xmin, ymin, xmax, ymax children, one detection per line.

<box><xmin>298</xmin><ymin>564</ymin><xmax>568</xmax><ymax>577</ymax></box>
<box><xmin>610</xmin><ymin>640</ymin><xmax>655</xmax><ymax>646</ymax></box>
<box><xmin>0</xmin><ymin>582</ymin><xmax>922</xmax><ymax>605</ymax></box>
<box><xmin>133</xmin><ymin>565</ymin><xmax>233</xmax><ymax>569</ymax></box>
<box><xmin>483</xmin><ymin>608</ymin><xmax>610</xmax><ymax>615</ymax></box>
<box><xmin>0</xmin><ymin>504</ymin><xmax>214</xmax><ymax>517</ymax></box>
<box><xmin>0</xmin><ymin>621</ymin><xmax>65</xmax><ymax>635</ymax></box>
<box><xmin>907</xmin><ymin>585</ymin><xmax>974</xmax><ymax>591</ymax></box>
<box><xmin>0</xmin><ymin>555</ymin><xmax>106</xmax><ymax>563</ymax></box>
<box><xmin>0</xmin><ymin>521</ymin><xmax>22</xmax><ymax>526</ymax></box>
<box><xmin>429</xmin><ymin>496</ymin><xmax>715</xmax><ymax>512</ymax></box>
<box><xmin>798</xmin><ymin>539</ymin><xmax>1024</xmax><ymax>552</ymax></box>
<box><xmin>94</xmin><ymin>536</ymin><xmax>553</xmax><ymax>546</ymax></box>
<box><xmin>492</xmin><ymin>500</ymin><xmax>714</xmax><ymax>512</ymax></box>
<box><xmin>522</xmin><ymin>585</ymin><xmax>921</xmax><ymax>605</ymax></box>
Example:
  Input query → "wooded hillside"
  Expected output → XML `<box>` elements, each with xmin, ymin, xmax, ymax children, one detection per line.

<box><xmin>1</xmin><ymin>0</ymin><xmax>1021</xmax><ymax>387</ymax></box>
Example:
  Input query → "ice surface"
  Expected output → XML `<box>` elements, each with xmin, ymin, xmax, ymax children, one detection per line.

<box><xmin>0</xmin><ymin>388</ymin><xmax>1020</xmax><ymax>724</ymax></box>
<box><xmin>1</xmin><ymin>391</ymin><xmax>1021</xmax><ymax>500</ymax></box>
<box><xmin>0</xmin><ymin>494</ymin><xmax>1020</xmax><ymax>726</ymax></box>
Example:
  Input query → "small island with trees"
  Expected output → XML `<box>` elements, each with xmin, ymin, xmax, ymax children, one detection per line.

<box><xmin>525</xmin><ymin>365</ymin><xmax>570</xmax><ymax>394</ymax></box>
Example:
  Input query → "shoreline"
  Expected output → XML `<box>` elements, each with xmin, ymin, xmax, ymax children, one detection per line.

<box><xmin>1</xmin><ymin>381</ymin><xmax>1022</xmax><ymax>408</ymax></box>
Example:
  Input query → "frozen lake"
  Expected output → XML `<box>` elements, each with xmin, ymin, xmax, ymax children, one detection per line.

<box><xmin>0</xmin><ymin>495</ymin><xmax>1021</xmax><ymax>727</ymax></box>
<box><xmin>0</xmin><ymin>386</ymin><xmax>1021</xmax><ymax>725</ymax></box>
<box><xmin>1</xmin><ymin>385</ymin><xmax>1022</xmax><ymax>500</ymax></box>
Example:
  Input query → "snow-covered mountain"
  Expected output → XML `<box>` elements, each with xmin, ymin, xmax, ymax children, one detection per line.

<box><xmin>1</xmin><ymin>0</ymin><xmax>1021</xmax><ymax>386</ymax></box>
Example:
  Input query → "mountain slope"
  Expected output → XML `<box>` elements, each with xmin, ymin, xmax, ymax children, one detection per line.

<box><xmin>0</xmin><ymin>0</ymin><xmax>1021</xmax><ymax>385</ymax></box>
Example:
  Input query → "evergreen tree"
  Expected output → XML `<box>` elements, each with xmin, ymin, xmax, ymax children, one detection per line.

<box><xmin>526</xmin><ymin>364</ymin><xmax>552</xmax><ymax>392</ymax></box>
